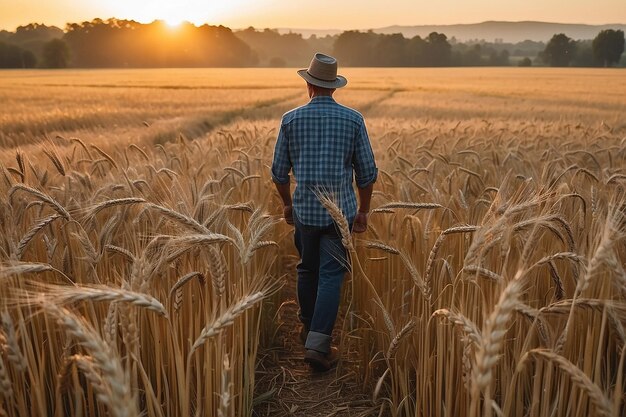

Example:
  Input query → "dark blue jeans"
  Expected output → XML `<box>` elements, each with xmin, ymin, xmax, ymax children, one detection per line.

<box><xmin>294</xmin><ymin>216</ymin><xmax>350</xmax><ymax>354</ymax></box>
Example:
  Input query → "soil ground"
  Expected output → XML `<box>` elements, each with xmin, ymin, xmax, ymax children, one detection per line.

<box><xmin>252</xmin><ymin>255</ymin><xmax>382</xmax><ymax>417</ymax></box>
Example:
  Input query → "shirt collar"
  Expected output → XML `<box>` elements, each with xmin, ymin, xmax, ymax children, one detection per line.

<box><xmin>309</xmin><ymin>96</ymin><xmax>336</xmax><ymax>103</ymax></box>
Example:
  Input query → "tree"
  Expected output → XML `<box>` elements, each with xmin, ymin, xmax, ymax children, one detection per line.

<box><xmin>571</xmin><ymin>40</ymin><xmax>594</xmax><ymax>67</ymax></box>
<box><xmin>489</xmin><ymin>49</ymin><xmax>510</xmax><ymax>66</ymax></box>
<box><xmin>64</xmin><ymin>19</ymin><xmax>256</xmax><ymax>68</ymax></box>
<box><xmin>592</xmin><ymin>29</ymin><xmax>625</xmax><ymax>67</ymax></box>
<box><xmin>42</xmin><ymin>38</ymin><xmax>70</xmax><ymax>68</ymax></box>
<box><xmin>334</xmin><ymin>30</ymin><xmax>378</xmax><ymax>66</ymax></box>
<box><xmin>542</xmin><ymin>34</ymin><xmax>576</xmax><ymax>67</ymax></box>
<box><xmin>376</xmin><ymin>33</ymin><xmax>409</xmax><ymax>67</ymax></box>
<box><xmin>235</xmin><ymin>28</ymin><xmax>310</xmax><ymax>67</ymax></box>
<box><xmin>22</xmin><ymin>49</ymin><xmax>37</xmax><ymax>68</ymax></box>
<box><xmin>0</xmin><ymin>41</ymin><xmax>36</xmax><ymax>68</ymax></box>
<box><xmin>518</xmin><ymin>57</ymin><xmax>532</xmax><ymax>67</ymax></box>
<box><xmin>424</xmin><ymin>32</ymin><xmax>451</xmax><ymax>66</ymax></box>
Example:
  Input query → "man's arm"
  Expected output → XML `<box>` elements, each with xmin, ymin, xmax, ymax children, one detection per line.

<box><xmin>271</xmin><ymin>122</ymin><xmax>294</xmax><ymax>225</ymax></box>
<box><xmin>357</xmin><ymin>182</ymin><xmax>373</xmax><ymax>214</ymax></box>
<box><xmin>274</xmin><ymin>182</ymin><xmax>294</xmax><ymax>225</ymax></box>
<box><xmin>352</xmin><ymin>119</ymin><xmax>377</xmax><ymax>233</ymax></box>
<box><xmin>353</xmin><ymin>183</ymin><xmax>373</xmax><ymax>233</ymax></box>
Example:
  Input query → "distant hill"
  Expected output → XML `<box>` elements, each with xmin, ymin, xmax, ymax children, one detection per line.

<box><xmin>278</xmin><ymin>21</ymin><xmax>626</xmax><ymax>43</ymax></box>
<box><xmin>275</xmin><ymin>28</ymin><xmax>342</xmax><ymax>38</ymax></box>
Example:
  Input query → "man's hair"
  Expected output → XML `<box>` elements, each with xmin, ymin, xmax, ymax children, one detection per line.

<box><xmin>307</xmin><ymin>82</ymin><xmax>336</xmax><ymax>95</ymax></box>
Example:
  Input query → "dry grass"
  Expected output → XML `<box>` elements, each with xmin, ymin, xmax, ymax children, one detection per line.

<box><xmin>1</xmin><ymin>67</ymin><xmax>625</xmax><ymax>417</ymax></box>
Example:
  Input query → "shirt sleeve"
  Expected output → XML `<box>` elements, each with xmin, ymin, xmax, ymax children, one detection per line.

<box><xmin>271</xmin><ymin>122</ymin><xmax>291</xmax><ymax>185</ymax></box>
<box><xmin>353</xmin><ymin>119</ymin><xmax>378</xmax><ymax>188</ymax></box>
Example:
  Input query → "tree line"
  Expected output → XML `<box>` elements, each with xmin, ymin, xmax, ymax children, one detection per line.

<box><xmin>541</xmin><ymin>31</ymin><xmax>625</xmax><ymax>67</ymax></box>
<box><xmin>0</xmin><ymin>19</ymin><xmax>624</xmax><ymax>69</ymax></box>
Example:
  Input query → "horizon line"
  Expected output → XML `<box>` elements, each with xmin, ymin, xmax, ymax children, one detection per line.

<box><xmin>2</xmin><ymin>18</ymin><xmax>626</xmax><ymax>33</ymax></box>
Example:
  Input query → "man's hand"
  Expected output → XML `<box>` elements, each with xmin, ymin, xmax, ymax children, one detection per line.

<box><xmin>283</xmin><ymin>205</ymin><xmax>294</xmax><ymax>225</ymax></box>
<box><xmin>353</xmin><ymin>212</ymin><xmax>368</xmax><ymax>233</ymax></box>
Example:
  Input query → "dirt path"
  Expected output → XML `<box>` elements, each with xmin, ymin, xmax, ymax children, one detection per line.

<box><xmin>253</xmin><ymin>257</ymin><xmax>381</xmax><ymax>417</ymax></box>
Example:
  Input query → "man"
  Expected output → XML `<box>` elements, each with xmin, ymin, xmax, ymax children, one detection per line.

<box><xmin>271</xmin><ymin>53</ymin><xmax>378</xmax><ymax>371</ymax></box>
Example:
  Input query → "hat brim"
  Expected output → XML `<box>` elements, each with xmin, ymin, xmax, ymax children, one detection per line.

<box><xmin>297</xmin><ymin>69</ymin><xmax>347</xmax><ymax>89</ymax></box>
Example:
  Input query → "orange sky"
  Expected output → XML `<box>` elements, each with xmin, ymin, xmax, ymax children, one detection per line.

<box><xmin>1</xmin><ymin>0</ymin><xmax>625</xmax><ymax>31</ymax></box>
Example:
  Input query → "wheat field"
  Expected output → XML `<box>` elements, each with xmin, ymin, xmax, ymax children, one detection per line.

<box><xmin>0</xmin><ymin>68</ymin><xmax>625</xmax><ymax>417</ymax></box>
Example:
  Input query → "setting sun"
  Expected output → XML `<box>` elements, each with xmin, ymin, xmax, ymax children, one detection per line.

<box><xmin>164</xmin><ymin>18</ymin><xmax>184</xmax><ymax>28</ymax></box>
<box><xmin>106</xmin><ymin>0</ymin><xmax>205</xmax><ymax>25</ymax></box>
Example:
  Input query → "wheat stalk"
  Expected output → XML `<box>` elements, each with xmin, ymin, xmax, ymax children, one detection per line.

<box><xmin>522</xmin><ymin>349</ymin><xmax>612</xmax><ymax>417</ymax></box>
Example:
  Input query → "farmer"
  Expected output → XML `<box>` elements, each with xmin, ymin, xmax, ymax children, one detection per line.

<box><xmin>271</xmin><ymin>53</ymin><xmax>378</xmax><ymax>371</ymax></box>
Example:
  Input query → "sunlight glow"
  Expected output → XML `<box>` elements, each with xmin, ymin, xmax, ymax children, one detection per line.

<box><xmin>164</xmin><ymin>18</ymin><xmax>184</xmax><ymax>28</ymax></box>
<box><xmin>98</xmin><ymin>0</ymin><xmax>249</xmax><ymax>27</ymax></box>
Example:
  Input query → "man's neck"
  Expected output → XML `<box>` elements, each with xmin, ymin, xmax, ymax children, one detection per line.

<box><xmin>310</xmin><ymin>93</ymin><xmax>334</xmax><ymax>99</ymax></box>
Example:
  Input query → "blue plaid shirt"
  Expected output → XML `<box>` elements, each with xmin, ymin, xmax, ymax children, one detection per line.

<box><xmin>271</xmin><ymin>96</ymin><xmax>378</xmax><ymax>226</ymax></box>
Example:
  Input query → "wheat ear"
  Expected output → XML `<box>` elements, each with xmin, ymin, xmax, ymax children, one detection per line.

<box><xmin>207</xmin><ymin>246</ymin><xmax>227</xmax><ymax>296</ymax></box>
<box><xmin>399</xmin><ymin>251</ymin><xmax>431</xmax><ymax>301</ymax></box>
<box><xmin>147</xmin><ymin>203</ymin><xmax>210</xmax><ymax>234</ymax></box>
<box><xmin>190</xmin><ymin>291</ymin><xmax>265</xmax><ymax>354</ymax></box>
<box><xmin>432</xmin><ymin>309</ymin><xmax>482</xmax><ymax>345</ymax></box>
<box><xmin>15</xmin><ymin>214</ymin><xmax>62</xmax><ymax>259</ymax></box>
<box><xmin>217</xmin><ymin>355</ymin><xmax>233</xmax><ymax>417</ymax></box>
<box><xmin>45</xmin><ymin>304</ymin><xmax>137</xmax><ymax>417</ymax></box>
<box><xmin>463</xmin><ymin>265</ymin><xmax>504</xmax><ymax>283</ymax></box>
<box><xmin>472</xmin><ymin>278</ymin><xmax>523</xmax><ymax>412</ymax></box>
<box><xmin>386</xmin><ymin>319</ymin><xmax>416</xmax><ymax>359</ymax></box>
<box><xmin>374</xmin><ymin>201</ymin><xmax>443</xmax><ymax>211</ymax></box>
<box><xmin>1</xmin><ymin>312</ymin><xmax>26</xmax><ymax>371</ymax></box>
<box><xmin>42</xmin><ymin>147</ymin><xmax>66</xmax><ymax>176</ymax></box>
<box><xmin>67</xmin><ymin>355</ymin><xmax>111</xmax><ymax>407</ymax></box>
<box><xmin>0</xmin><ymin>354</ymin><xmax>12</xmax><ymax>399</ymax></box>
<box><xmin>38</xmin><ymin>285</ymin><xmax>168</xmax><ymax>317</ymax></box>
<box><xmin>365</xmin><ymin>241</ymin><xmax>400</xmax><ymax>255</ymax></box>
<box><xmin>169</xmin><ymin>272</ymin><xmax>204</xmax><ymax>312</ymax></box>
<box><xmin>85</xmin><ymin>197</ymin><xmax>145</xmax><ymax>220</ymax></box>
<box><xmin>0</xmin><ymin>262</ymin><xmax>64</xmax><ymax>280</ymax></box>
<box><xmin>9</xmin><ymin>184</ymin><xmax>71</xmax><ymax>220</ymax></box>
<box><xmin>424</xmin><ymin>225</ymin><xmax>478</xmax><ymax>286</ymax></box>
<box><xmin>315</xmin><ymin>192</ymin><xmax>353</xmax><ymax>251</ymax></box>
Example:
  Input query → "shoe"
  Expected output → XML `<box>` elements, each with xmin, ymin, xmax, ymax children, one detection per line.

<box><xmin>304</xmin><ymin>347</ymin><xmax>339</xmax><ymax>372</ymax></box>
<box><xmin>299</xmin><ymin>325</ymin><xmax>309</xmax><ymax>345</ymax></box>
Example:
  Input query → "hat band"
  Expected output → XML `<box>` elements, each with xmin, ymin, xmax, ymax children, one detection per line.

<box><xmin>306</xmin><ymin>70</ymin><xmax>336</xmax><ymax>82</ymax></box>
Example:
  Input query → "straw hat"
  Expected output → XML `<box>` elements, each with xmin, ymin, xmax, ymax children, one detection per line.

<box><xmin>297</xmin><ymin>53</ymin><xmax>347</xmax><ymax>89</ymax></box>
